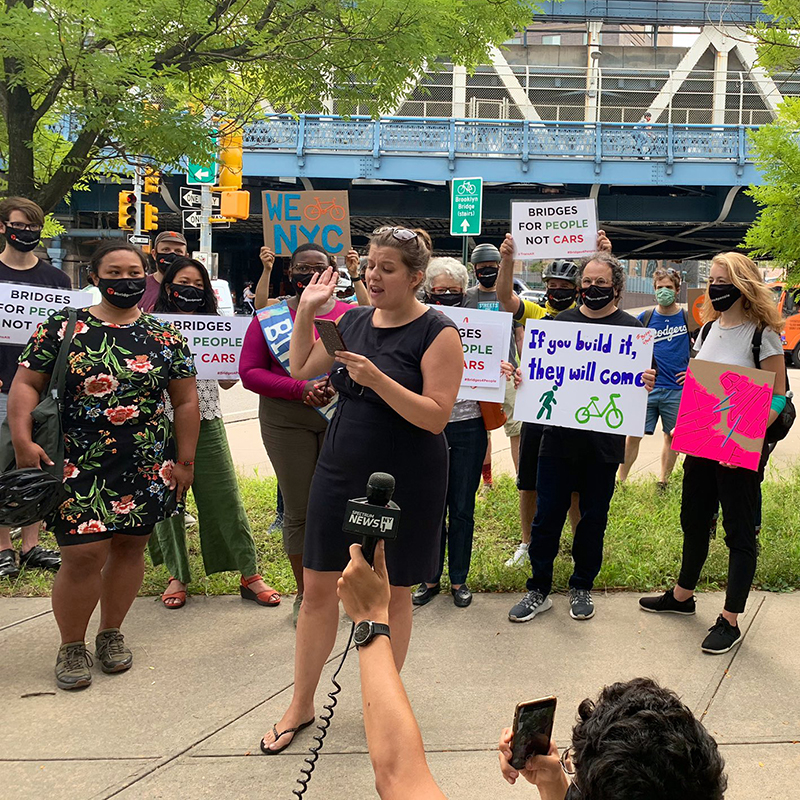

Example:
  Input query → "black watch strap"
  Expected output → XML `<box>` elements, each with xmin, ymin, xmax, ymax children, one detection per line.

<box><xmin>352</xmin><ymin>275</ymin><xmax>364</xmax><ymax>283</ymax></box>
<box><xmin>355</xmin><ymin>621</ymin><xmax>391</xmax><ymax>648</ymax></box>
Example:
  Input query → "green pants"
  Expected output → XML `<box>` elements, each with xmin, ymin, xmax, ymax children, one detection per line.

<box><xmin>149</xmin><ymin>417</ymin><xmax>257</xmax><ymax>584</ymax></box>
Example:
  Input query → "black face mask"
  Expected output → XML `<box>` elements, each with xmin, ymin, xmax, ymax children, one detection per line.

<box><xmin>291</xmin><ymin>272</ymin><xmax>315</xmax><ymax>296</ymax></box>
<box><xmin>425</xmin><ymin>291</ymin><xmax>464</xmax><ymax>307</ymax></box>
<box><xmin>156</xmin><ymin>252</ymin><xmax>180</xmax><ymax>274</ymax></box>
<box><xmin>169</xmin><ymin>284</ymin><xmax>205</xmax><ymax>312</ymax></box>
<box><xmin>708</xmin><ymin>283</ymin><xmax>742</xmax><ymax>312</ymax></box>
<box><xmin>475</xmin><ymin>268</ymin><xmax>499</xmax><ymax>289</ymax></box>
<box><xmin>580</xmin><ymin>284</ymin><xmax>615</xmax><ymax>311</ymax></box>
<box><xmin>547</xmin><ymin>287</ymin><xmax>577</xmax><ymax>311</ymax></box>
<box><xmin>5</xmin><ymin>227</ymin><xmax>41</xmax><ymax>253</ymax></box>
<box><xmin>98</xmin><ymin>277</ymin><xmax>147</xmax><ymax>309</ymax></box>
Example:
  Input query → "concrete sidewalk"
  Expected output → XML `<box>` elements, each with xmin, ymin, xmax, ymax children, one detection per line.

<box><xmin>3</xmin><ymin>591</ymin><xmax>798</xmax><ymax>799</ymax></box>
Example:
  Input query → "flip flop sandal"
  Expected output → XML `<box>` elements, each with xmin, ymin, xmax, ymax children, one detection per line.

<box><xmin>260</xmin><ymin>718</ymin><xmax>316</xmax><ymax>755</ymax></box>
<box><xmin>161</xmin><ymin>577</ymin><xmax>187</xmax><ymax>609</ymax></box>
<box><xmin>240</xmin><ymin>574</ymin><xmax>281</xmax><ymax>606</ymax></box>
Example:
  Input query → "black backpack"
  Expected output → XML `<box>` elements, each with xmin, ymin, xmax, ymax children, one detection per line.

<box><xmin>698</xmin><ymin>321</ymin><xmax>795</xmax><ymax>443</ymax></box>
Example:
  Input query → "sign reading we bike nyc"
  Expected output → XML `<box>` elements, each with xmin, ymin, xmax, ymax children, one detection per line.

<box><xmin>262</xmin><ymin>191</ymin><xmax>351</xmax><ymax>256</ymax></box>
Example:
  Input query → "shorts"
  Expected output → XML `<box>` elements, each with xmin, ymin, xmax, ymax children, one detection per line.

<box><xmin>516</xmin><ymin>422</ymin><xmax>544</xmax><ymax>491</ymax></box>
<box><xmin>503</xmin><ymin>378</ymin><xmax>522</xmax><ymax>439</ymax></box>
<box><xmin>645</xmin><ymin>387</ymin><xmax>682</xmax><ymax>436</ymax></box>
<box><xmin>55</xmin><ymin>524</ymin><xmax>154</xmax><ymax>547</ymax></box>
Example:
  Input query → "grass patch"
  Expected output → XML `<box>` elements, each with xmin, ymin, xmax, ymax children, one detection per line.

<box><xmin>3</xmin><ymin>467</ymin><xmax>800</xmax><ymax>598</ymax></box>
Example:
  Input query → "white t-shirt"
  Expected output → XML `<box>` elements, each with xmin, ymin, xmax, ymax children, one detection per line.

<box><xmin>695</xmin><ymin>319</ymin><xmax>783</xmax><ymax>369</ymax></box>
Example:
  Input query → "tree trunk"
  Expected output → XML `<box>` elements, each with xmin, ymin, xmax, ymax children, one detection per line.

<box><xmin>4</xmin><ymin>56</ymin><xmax>37</xmax><ymax>200</ymax></box>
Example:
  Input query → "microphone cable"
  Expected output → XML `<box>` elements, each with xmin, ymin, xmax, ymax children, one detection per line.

<box><xmin>292</xmin><ymin>621</ymin><xmax>356</xmax><ymax>798</ymax></box>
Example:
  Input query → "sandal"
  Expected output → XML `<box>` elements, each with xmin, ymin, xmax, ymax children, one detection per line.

<box><xmin>260</xmin><ymin>717</ymin><xmax>315</xmax><ymax>755</ymax></box>
<box><xmin>240</xmin><ymin>574</ymin><xmax>281</xmax><ymax>607</ymax></box>
<box><xmin>161</xmin><ymin>577</ymin><xmax>187</xmax><ymax>610</ymax></box>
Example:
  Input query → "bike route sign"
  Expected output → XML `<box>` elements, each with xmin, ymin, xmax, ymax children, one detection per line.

<box><xmin>514</xmin><ymin>318</ymin><xmax>654</xmax><ymax>438</ymax></box>
<box><xmin>450</xmin><ymin>177</ymin><xmax>483</xmax><ymax>236</ymax></box>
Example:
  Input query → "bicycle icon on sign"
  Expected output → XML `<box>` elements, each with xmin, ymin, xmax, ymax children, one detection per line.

<box><xmin>304</xmin><ymin>196</ymin><xmax>346</xmax><ymax>221</ymax></box>
<box><xmin>457</xmin><ymin>181</ymin><xmax>477</xmax><ymax>196</ymax></box>
<box><xmin>575</xmin><ymin>393</ymin><xmax>624</xmax><ymax>429</ymax></box>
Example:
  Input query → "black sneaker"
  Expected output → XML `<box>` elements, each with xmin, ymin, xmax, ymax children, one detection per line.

<box><xmin>639</xmin><ymin>588</ymin><xmax>696</xmax><ymax>615</ymax></box>
<box><xmin>20</xmin><ymin>545</ymin><xmax>61</xmax><ymax>572</ymax></box>
<box><xmin>569</xmin><ymin>588</ymin><xmax>595</xmax><ymax>620</ymax></box>
<box><xmin>412</xmin><ymin>583</ymin><xmax>440</xmax><ymax>606</ymax></box>
<box><xmin>701</xmin><ymin>615</ymin><xmax>742</xmax><ymax>654</ymax></box>
<box><xmin>508</xmin><ymin>590</ymin><xmax>553</xmax><ymax>623</ymax></box>
<box><xmin>0</xmin><ymin>548</ymin><xmax>19</xmax><ymax>579</ymax></box>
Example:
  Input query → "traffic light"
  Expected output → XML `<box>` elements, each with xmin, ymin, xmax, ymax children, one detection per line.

<box><xmin>118</xmin><ymin>191</ymin><xmax>137</xmax><ymax>230</ymax></box>
<box><xmin>217</xmin><ymin>127</ymin><xmax>243</xmax><ymax>191</ymax></box>
<box><xmin>143</xmin><ymin>169</ymin><xmax>160</xmax><ymax>195</ymax></box>
<box><xmin>220</xmin><ymin>190</ymin><xmax>250</xmax><ymax>220</ymax></box>
<box><xmin>142</xmin><ymin>202</ymin><xmax>159</xmax><ymax>232</ymax></box>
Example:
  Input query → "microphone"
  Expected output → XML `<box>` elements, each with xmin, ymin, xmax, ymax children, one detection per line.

<box><xmin>342</xmin><ymin>472</ymin><xmax>401</xmax><ymax>565</ymax></box>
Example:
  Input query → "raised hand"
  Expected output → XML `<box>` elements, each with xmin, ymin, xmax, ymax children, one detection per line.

<box><xmin>298</xmin><ymin>267</ymin><xmax>337</xmax><ymax>313</ymax></box>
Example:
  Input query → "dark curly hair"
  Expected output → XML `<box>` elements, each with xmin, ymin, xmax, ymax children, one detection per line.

<box><xmin>571</xmin><ymin>678</ymin><xmax>727</xmax><ymax>800</ymax></box>
<box><xmin>581</xmin><ymin>251</ymin><xmax>626</xmax><ymax>298</ymax></box>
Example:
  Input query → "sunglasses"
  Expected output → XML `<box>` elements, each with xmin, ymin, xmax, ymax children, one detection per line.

<box><xmin>372</xmin><ymin>226</ymin><xmax>418</xmax><ymax>242</ymax></box>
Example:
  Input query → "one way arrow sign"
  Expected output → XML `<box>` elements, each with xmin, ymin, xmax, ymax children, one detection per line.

<box><xmin>182</xmin><ymin>209</ymin><xmax>202</xmax><ymax>230</ymax></box>
<box><xmin>180</xmin><ymin>187</ymin><xmax>220</xmax><ymax>210</ymax></box>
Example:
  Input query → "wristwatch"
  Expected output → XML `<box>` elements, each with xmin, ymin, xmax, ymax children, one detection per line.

<box><xmin>353</xmin><ymin>620</ymin><xmax>391</xmax><ymax>648</ymax></box>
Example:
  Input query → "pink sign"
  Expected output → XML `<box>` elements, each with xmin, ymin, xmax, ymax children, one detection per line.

<box><xmin>672</xmin><ymin>360</ymin><xmax>775</xmax><ymax>471</ymax></box>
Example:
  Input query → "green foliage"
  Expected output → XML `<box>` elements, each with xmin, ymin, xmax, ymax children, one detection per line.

<box><xmin>0</xmin><ymin>0</ymin><xmax>533</xmax><ymax>210</ymax></box>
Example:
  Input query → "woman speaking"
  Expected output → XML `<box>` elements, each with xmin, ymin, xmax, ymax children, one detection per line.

<box><xmin>258</xmin><ymin>227</ymin><xmax>463</xmax><ymax>754</ymax></box>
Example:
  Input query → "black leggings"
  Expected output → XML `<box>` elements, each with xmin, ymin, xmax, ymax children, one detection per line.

<box><xmin>678</xmin><ymin>455</ymin><xmax>762</xmax><ymax>614</ymax></box>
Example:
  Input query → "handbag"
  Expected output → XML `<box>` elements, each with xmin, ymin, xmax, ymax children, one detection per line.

<box><xmin>751</xmin><ymin>326</ymin><xmax>795</xmax><ymax>444</ymax></box>
<box><xmin>479</xmin><ymin>401</ymin><xmax>507</xmax><ymax>431</ymax></box>
<box><xmin>0</xmin><ymin>308</ymin><xmax>78</xmax><ymax>478</ymax></box>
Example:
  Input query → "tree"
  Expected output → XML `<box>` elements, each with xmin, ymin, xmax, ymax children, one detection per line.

<box><xmin>0</xmin><ymin>0</ymin><xmax>533</xmax><ymax>213</ymax></box>
<box><xmin>745</xmin><ymin>0</ymin><xmax>800</xmax><ymax>273</ymax></box>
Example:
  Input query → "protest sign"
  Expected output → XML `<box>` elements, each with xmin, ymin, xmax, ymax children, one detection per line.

<box><xmin>687</xmin><ymin>289</ymin><xmax>704</xmax><ymax>331</ymax></box>
<box><xmin>510</xmin><ymin>199</ymin><xmax>598</xmax><ymax>261</ymax></box>
<box><xmin>514</xmin><ymin>318</ymin><xmax>654</xmax><ymax>437</ymax></box>
<box><xmin>434</xmin><ymin>305</ymin><xmax>512</xmax><ymax>402</ymax></box>
<box><xmin>262</xmin><ymin>191</ymin><xmax>351</xmax><ymax>256</ymax></box>
<box><xmin>671</xmin><ymin>360</ymin><xmax>774</xmax><ymax>472</ymax></box>
<box><xmin>154</xmin><ymin>314</ymin><xmax>250</xmax><ymax>380</ymax></box>
<box><xmin>0</xmin><ymin>283</ymin><xmax>93</xmax><ymax>346</ymax></box>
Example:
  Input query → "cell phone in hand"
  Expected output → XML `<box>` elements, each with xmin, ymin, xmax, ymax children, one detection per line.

<box><xmin>510</xmin><ymin>696</ymin><xmax>557</xmax><ymax>770</ymax></box>
<box><xmin>314</xmin><ymin>318</ymin><xmax>347</xmax><ymax>357</ymax></box>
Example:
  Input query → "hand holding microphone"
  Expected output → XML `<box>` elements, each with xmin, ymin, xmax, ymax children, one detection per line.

<box><xmin>337</xmin><ymin>541</ymin><xmax>391</xmax><ymax>624</ymax></box>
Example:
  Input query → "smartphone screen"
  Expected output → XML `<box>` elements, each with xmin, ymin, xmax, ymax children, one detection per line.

<box><xmin>511</xmin><ymin>696</ymin><xmax>557</xmax><ymax>770</ymax></box>
<box><xmin>314</xmin><ymin>318</ymin><xmax>346</xmax><ymax>357</ymax></box>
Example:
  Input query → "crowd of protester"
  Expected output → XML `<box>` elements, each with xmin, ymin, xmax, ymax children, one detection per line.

<box><xmin>1</xmin><ymin>192</ymin><xmax>786</xmax><ymax>797</ymax></box>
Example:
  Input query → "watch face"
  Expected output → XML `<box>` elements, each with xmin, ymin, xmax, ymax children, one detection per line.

<box><xmin>354</xmin><ymin>620</ymin><xmax>371</xmax><ymax>646</ymax></box>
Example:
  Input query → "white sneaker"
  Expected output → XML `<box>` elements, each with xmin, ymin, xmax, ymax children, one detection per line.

<box><xmin>185</xmin><ymin>512</ymin><xmax>198</xmax><ymax>527</ymax></box>
<box><xmin>505</xmin><ymin>542</ymin><xmax>530</xmax><ymax>568</ymax></box>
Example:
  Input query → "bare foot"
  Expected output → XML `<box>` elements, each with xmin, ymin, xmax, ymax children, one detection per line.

<box><xmin>260</xmin><ymin>705</ymin><xmax>316</xmax><ymax>752</ymax></box>
<box><xmin>162</xmin><ymin>578</ymin><xmax>186</xmax><ymax>608</ymax></box>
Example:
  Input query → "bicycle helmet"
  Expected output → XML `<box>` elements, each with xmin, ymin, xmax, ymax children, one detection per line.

<box><xmin>0</xmin><ymin>468</ymin><xmax>63</xmax><ymax>527</ymax></box>
<box><xmin>542</xmin><ymin>259</ymin><xmax>580</xmax><ymax>286</ymax></box>
<box><xmin>470</xmin><ymin>243</ymin><xmax>501</xmax><ymax>266</ymax></box>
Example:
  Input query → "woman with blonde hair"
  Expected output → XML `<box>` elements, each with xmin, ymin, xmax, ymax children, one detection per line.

<box><xmin>640</xmin><ymin>252</ymin><xmax>786</xmax><ymax>655</ymax></box>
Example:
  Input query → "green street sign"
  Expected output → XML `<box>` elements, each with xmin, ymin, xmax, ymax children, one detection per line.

<box><xmin>186</xmin><ymin>161</ymin><xmax>216</xmax><ymax>185</ymax></box>
<box><xmin>450</xmin><ymin>177</ymin><xmax>483</xmax><ymax>236</ymax></box>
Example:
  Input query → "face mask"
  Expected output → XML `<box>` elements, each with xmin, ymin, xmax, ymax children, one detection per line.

<box><xmin>5</xmin><ymin>227</ymin><xmax>40</xmax><ymax>252</ymax></box>
<box><xmin>169</xmin><ymin>284</ymin><xmax>205</xmax><ymax>312</ymax></box>
<box><xmin>547</xmin><ymin>287</ymin><xmax>577</xmax><ymax>311</ymax></box>
<box><xmin>655</xmin><ymin>287</ymin><xmax>676</xmax><ymax>307</ymax></box>
<box><xmin>580</xmin><ymin>284</ymin><xmax>615</xmax><ymax>311</ymax></box>
<box><xmin>291</xmin><ymin>272</ymin><xmax>315</xmax><ymax>296</ymax></box>
<box><xmin>155</xmin><ymin>251</ymin><xmax>179</xmax><ymax>273</ymax></box>
<box><xmin>426</xmin><ymin>291</ymin><xmax>464</xmax><ymax>307</ymax></box>
<box><xmin>708</xmin><ymin>283</ymin><xmax>742</xmax><ymax>312</ymax></box>
<box><xmin>475</xmin><ymin>268</ymin><xmax>498</xmax><ymax>289</ymax></box>
<box><xmin>98</xmin><ymin>277</ymin><xmax>147</xmax><ymax>309</ymax></box>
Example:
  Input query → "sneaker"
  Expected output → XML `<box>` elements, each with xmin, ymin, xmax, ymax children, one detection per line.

<box><xmin>505</xmin><ymin>542</ymin><xmax>530</xmax><ymax>568</ymax></box>
<box><xmin>55</xmin><ymin>642</ymin><xmax>93</xmax><ymax>690</ymax></box>
<box><xmin>0</xmin><ymin>548</ymin><xmax>19</xmax><ymax>579</ymax></box>
<box><xmin>508</xmin><ymin>590</ymin><xmax>553</xmax><ymax>623</ymax></box>
<box><xmin>293</xmin><ymin>593</ymin><xmax>303</xmax><ymax>628</ymax></box>
<box><xmin>569</xmin><ymin>588</ymin><xmax>595</xmax><ymax>620</ymax></box>
<box><xmin>184</xmin><ymin>512</ymin><xmax>198</xmax><ymax>527</ymax></box>
<box><xmin>639</xmin><ymin>588</ymin><xmax>696</xmax><ymax>615</ymax></box>
<box><xmin>267</xmin><ymin>514</ymin><xmax>284</xmax><ymax>537</ymax></box>
<box><xmin>95</xmin><ymin>628</ymin><xmax>133</xmax><ymax>674</ymax></box>
<box><xmin>701</xmin><ymin>615</ymin><xmax>742</xmax><ymax>654</ymax></box>
<box><xmin>20</xmin><ymin>544</ymin><xmax>61</xmax><ymax>572</ymax></box>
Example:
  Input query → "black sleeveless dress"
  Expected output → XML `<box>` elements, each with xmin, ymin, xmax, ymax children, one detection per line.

<box><xmin>304</xmin><ymin>306</ymin><xmax>458</xmax><ymax>585</ymax></box>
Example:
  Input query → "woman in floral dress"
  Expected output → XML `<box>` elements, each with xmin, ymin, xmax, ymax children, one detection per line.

<box><xmin>7</xmin><ymin>241</ymin><xmax>199</xmax><ymax>690</ymax></box>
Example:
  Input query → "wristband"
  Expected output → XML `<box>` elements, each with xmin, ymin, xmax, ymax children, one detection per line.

<box><xmin>352</xmin><ymin>275</ymin><xmax>364</xmax><ymax>283</ymax></box>
<box><xmin>179</xmin><ymin>460</ymin><xmax>195</xmax><ymax>466</ymax></box>
<box><xmin>771</xmin><ymin>395</ymin><xmax>787</xmax><ymax>414</ymax></box>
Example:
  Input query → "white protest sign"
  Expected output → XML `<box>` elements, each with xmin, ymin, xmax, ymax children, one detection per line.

<box><xmin>434</xmin><ymin>305</ymin><xmax>513</xmax><ymax>403</ymax></box>
<box><xmin>511</xmin><ymin>198</ymin><xmax>598</xmax><ymax>261</ymax></box>
<box><xmin>153</xmin><ymin>314</ymin><xmax>250</xmax><ymax>380</ymax></box>
<box><xmin>0</xmin><ymin>283</ymin><xmax>93</xmax><ymax>345</ymax></box>
<box><xmin>514</xmin><ymin>318</ymin><xmax>654</xmax><ymax>437</ymax></box>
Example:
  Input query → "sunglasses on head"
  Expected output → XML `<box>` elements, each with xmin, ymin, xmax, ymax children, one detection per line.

<box><xmin>372</xmin><ymin>226</ymin><xmax>418</xmax><ymax>242</ymax></box>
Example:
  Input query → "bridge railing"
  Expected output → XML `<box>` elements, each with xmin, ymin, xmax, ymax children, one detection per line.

<box><xmin>245</xmin><ymin>115</ymin><xmax>755</xmax><ymax>166</ymax></box>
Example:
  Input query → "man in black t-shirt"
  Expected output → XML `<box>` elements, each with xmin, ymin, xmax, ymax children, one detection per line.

<box><xmin>508</xmin><ymin>252</ymin><xmax>655</xmax><ymax>624</ymax></box>
<box><xmin>0</xmin><ymin>197</ymin><xmax>69</xmax><ymax>578</ymax></box>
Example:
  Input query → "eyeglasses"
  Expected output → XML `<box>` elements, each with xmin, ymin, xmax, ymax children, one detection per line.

<box><xmin>581</xmin><ymin>277</ymin><xmax>611</xmax><ymax>287</ymax></box>
<box><xmin>5</xmin><ymin>221</ymin><xmax>42</xmax><ymax>232</ymax></box>
<box><xmin>430</xmin><ymin>287</ymin><xmax>462</xmax><ymax>295</ymax></box>
<box><xmin>560</xmin><ymin>747</ymin><xmax>582</xmax><ymax>797</ymax></box>
<box><xmin>372</xmin><ymin>226</ymin><xmax>418</xmax><ymax>242</ymax></box>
